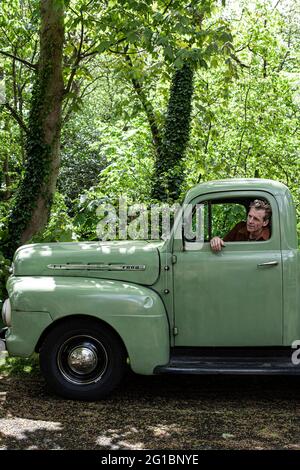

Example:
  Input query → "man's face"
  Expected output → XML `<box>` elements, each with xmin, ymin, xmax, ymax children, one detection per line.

<box><xmin>246</xmin><ymin>207</ymin><xmax>268</xmax><ymax>235</ymax></box>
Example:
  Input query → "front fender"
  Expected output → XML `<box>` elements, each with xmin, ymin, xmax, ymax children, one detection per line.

<box><xmin>7</xmin><ymin>276</ymin><xmax>170</xmax><ymax>374</ymax></box>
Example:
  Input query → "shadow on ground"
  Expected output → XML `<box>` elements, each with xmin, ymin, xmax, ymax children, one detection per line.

<box><xmin>0</xmin><ymin>368</ymin><xmax>300</xmax><ymax>450</ymax></box>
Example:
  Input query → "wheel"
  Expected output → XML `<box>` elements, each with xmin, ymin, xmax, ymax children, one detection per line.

<box><xmin>39</xmin><ymin>318</ymin><xmax>127</xmax><ymax>400</ymax></box>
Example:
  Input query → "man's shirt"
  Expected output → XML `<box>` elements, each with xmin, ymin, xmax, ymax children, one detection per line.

<box><xmin>223</xmin><ymin>221</ymin><xmax>270</xmax><ymax>242</ymax></box>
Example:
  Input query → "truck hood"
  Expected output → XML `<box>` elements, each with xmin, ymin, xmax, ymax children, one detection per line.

<box><xmin>13</xmin><ymin>240</ymin><xmax>163</xmax><ymax>286</ymax></box>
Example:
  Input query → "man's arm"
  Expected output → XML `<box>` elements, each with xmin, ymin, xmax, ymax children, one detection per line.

<box><xmin>210</xmin><ymin>236</ymin><xmax>225</xmax><ymax>252</ymax></box>
<box><xmin>210</xmin><ymin>222</ymin><xmax>244</xmax><ymax>252</ymax></box>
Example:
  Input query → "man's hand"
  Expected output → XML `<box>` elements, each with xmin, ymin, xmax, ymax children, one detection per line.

<box><xmin>210</xmin><ymin>236</ymin><xmax>225</xmax><ymax>252</ymax></box>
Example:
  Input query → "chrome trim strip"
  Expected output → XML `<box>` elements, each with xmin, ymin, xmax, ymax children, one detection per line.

<box><xmin>47</xmin><ymin>264</ymin><xmax>146</xmax><ymax>271</ymax></box>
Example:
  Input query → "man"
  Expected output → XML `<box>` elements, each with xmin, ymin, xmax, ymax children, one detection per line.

<box><xmin>210</xmin><ymin>199</ymin><xmax>271</xmax><ymax>252</ymax></box>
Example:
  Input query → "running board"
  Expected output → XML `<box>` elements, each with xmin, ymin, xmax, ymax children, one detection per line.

<box><xmin>155</xmin><ymin>353</ymin><xmax>300</xmax><ymax>376</ymax></box>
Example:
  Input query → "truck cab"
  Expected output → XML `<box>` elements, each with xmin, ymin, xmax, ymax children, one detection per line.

<box><xmin>1</xmin><ymin>179</ymin><xmax>299</xmax><ymax>400</ymax></box>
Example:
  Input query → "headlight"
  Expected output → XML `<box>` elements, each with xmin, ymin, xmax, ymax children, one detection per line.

<box><xmin>2</xmin><ymin>299</ymin><xmax>11</xmax><ymax>327</ymax></box>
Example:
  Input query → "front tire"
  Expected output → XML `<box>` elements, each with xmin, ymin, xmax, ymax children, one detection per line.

<box><xmin>39</xmin><ymin>318</ymin><xmax>127</xmax><ymax>400</ymax></box>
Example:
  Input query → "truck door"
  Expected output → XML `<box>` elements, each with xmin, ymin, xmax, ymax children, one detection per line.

<box><xmin>173</xmin><ymin>191</ymin><xmax>283</xmax><ymax>346</ymax></box>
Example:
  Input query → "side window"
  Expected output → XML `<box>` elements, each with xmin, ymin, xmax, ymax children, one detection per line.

<box><xmin>193</xmin><ymin>202</ymin><xmax>246</xmax><ymax>242</ymax></box>
<box><xmin>211</xmin><ymin>203</ymin><xmax>246</xmax><ymax>240</ymax></box>
<box><xmin>186</xmin><ymin>197</ymin><xmax>272</xmax><ymax>244</ymax></box>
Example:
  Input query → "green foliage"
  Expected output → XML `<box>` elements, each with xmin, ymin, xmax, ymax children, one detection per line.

<box><xmin>0</xmin><ymin>249</ymin><xmax>10</xmax><ymax>301</ymax></box>
<box><xmin>32</xmin><ymin>192</ymin><xmax>78</xmax><ymax>243</ymax></box>
<box><xmin>72</xmin><ymin>192</ymin><xmax>103</xmax><ymax>240</ymax></box>
<box><xmin>0</xmin><ymin>200</ymin><xmax>10</xmax><ymax>300</ymax></box>
<box><xmin>184</xmin><ymin>1</ymin><xmax>300</xmax><ymax>224</ymax></box>
<box><xmin>59</xmin><ymin>108</ymin><xmax>107</xmax><ymax>210</ymax></box>
<box><xmin>0</xmin><ymin>354</ymin><xmax>40</xmax><ymax>376</ymax></box>
<box><xmin>152</xmin><ymin>63</ymin><xmax>194</xmax><ymax>202</ymax></box>
<box><xmin>97</xmin><ymin>125</ymin><xmax>154</xmax><ymax>202</ymax></box>
<box><xmin>0</xmin><ymin>119</ymin><xmax>24</xmax><ymax>201</ymax></box>
<box><xmin>3</xmin><ymin>69</ymin><xmax>53</xmax><ymax>258</ymax></box>
<box><xmin>0</xmin><ymin>0</ymin><xmax>39</xmax><ymax>213</ymax></box>
<box><xmin>0</xmin><ymin>0</ymin><xmax>65</xmax><ymax>257</ymax></box>
<box><xmin>0</xmin><ymin>0</ymin><xmax>299</xmax><ymax>249</ymax></box>
<box><xmin>211</xmin><ymin>203</ymin><xmax>246</xmax><ymax>239</ymax></box>
<box><xmin>71</xmin><ymin>117</ymin><xmax>154</xmax><ymax>240</ymax></box>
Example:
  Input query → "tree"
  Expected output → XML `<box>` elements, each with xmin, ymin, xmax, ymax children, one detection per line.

<box><xmin>152</xmin><ymin>63</ymin><xmax>194</xmax><ymax>201</ymax></box>
<box><xmin>1</xmin><ymin>0</ymin><xmax>233</xmax><ymax>252</ymax></box>
<box><xmin>0</xmin><ymin>0</ymin><xmax>299</xmax><ymax>253</ymax></box>
<box><xmin>4</xmin><ymin>0</ymin><xmax>65</xmax><ymax>257</ymax></box>
<box><xmin>0</xmin><ymin>0</ymin><xmax>39</xmax><ymax>202</ymax></box>
<box><xmin>185</xmin><ymin>0</ymin><xmax>300</xmax><ymax>211</ymax></box>
<box><xmin>106</xmin><ymin>0</ymin><xmax>234</xmax><ymax>201</ymax></box>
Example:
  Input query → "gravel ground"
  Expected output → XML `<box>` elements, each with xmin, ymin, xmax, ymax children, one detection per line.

<box><xmin>1</xmin><ymin>360</ymin><xmax>300</xmax><ymax>450</ymax></box>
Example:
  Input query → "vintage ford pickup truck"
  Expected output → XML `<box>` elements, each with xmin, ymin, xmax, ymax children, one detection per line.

<box><xmin>1</xmin><ymin>179</ymin><xmax>299</xmax><ymax>400</ymax></box>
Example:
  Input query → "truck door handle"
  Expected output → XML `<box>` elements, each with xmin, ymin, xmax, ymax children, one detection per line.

<box><xmin>257</xmin><ymin>261</ymin><xmax>278</xmax><ymax>268</ymax></box>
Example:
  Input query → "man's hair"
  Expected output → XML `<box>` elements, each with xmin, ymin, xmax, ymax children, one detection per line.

<box><xmin>249</xmin><ymin>199</ymin><xmax>272</xmax><ymax>222</ymax></box>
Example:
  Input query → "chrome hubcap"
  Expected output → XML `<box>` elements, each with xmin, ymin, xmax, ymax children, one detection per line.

<box><xmin>67</xmin><ymin>346</ymin><xmax>98</xmax><ymax>374</ymax></box>
<box><xmin>57</xmin><ymin>335</ymin><xmax>108</xmax><ymax>385</ymax></box>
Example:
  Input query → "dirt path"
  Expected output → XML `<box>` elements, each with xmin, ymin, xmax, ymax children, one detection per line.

<box><xmin>0</xmin><ymin>366</ymin><xmax>300</xmax><ymax>450</ymax></box>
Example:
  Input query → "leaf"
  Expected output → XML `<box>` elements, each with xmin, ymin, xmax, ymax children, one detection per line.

<box><xmin>199</xmin><ymin>58</ymin><xmax>208</xmax><ymax>69</ymax></box>
<box><xmin>164</xmin><ymin>45</ymin><xmax>174</xmax><ymax>60</ymax></box>
<box><xmin>219</xmin><ymin>31</ymin><xmax>233</xmax><ymax>44</ymax></box>
<box><xmin>127</xmin><ymin>30</ymin><xmax>139</xmax><ymax>43</ymax></box>
<box><xmin>97</xmin><ymin>40</ymin><xmax>111</xmax><ymax>53</ymax></box>
<box><xmin>173</xmin><ymin>57</ymin><xmax>184</xmax><ymax>69</ymax></box>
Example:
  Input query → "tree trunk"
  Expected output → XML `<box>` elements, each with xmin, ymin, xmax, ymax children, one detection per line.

<box><xmin>151</xmin><ymin>63</ymin><xmax>194</xmax><ymax>202</ymax></box>
<box><xmin>4</xmin><ymin>0</ymin><xmax>64</xmax><ymax>258</ymax></box>
<box><xmin>125</xmin><ymin>53</ymin><xmax>162</xmax><ymax>150</ymax></box>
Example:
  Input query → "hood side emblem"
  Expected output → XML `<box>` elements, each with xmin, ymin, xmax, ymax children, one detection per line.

<box><xmin>47</xmin><ymin>264</ymin><xmax>146</xmax><ymax>271</ymax></box>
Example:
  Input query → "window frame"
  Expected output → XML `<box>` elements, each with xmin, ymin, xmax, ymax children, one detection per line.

<box><xmin>180</xmin><ymin>191</ymin><xmax>278</xmax><ymax>253</ymax></box>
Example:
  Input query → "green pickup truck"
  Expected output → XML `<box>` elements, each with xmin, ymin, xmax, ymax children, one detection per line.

<box><xmin>1</xmin><ymin>178</ymin><xmax>299</xmax><ymax>400</ymax></box>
